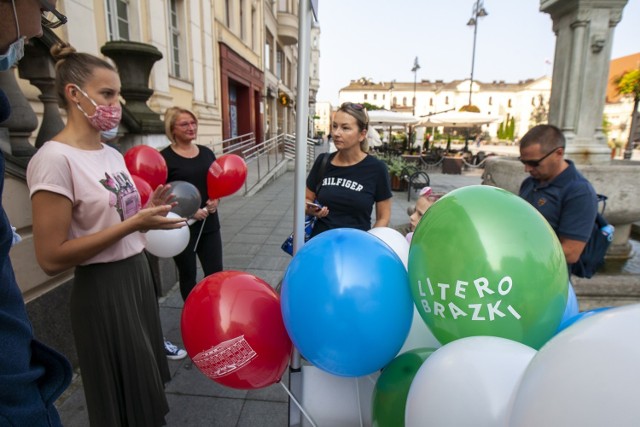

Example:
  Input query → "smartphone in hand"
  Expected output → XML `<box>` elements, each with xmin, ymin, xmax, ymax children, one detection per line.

<box><xmin>306</xmin><ymin>201</ymin><xmax>322</xmax><ymax>210</ymax></box>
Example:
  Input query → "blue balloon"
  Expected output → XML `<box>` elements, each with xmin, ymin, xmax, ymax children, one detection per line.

<box><xmin>281</xmin><ymin>228</ymin><xmax>413</xmax><ymax>377</ymax></box>
<box><xmin>558</xmin><ymin>307</ymin><xmax>612</xmax><ymax>332</ymax></box>
<box><xmin>557</xmin><ymin>282</ymin><xmax>579</xmax><ymax>331</ymax></box>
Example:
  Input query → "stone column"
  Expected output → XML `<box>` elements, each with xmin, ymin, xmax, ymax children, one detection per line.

<box><xmin>541</xmin><ymin>0</ymin><xmax>628</xmax><ymax>165</ymax></box>
<box><xmin>18</xmin><ymin>42</ymin><xmax>65</xmax><ymax>149</ymax></box>
<box><xmin>100</xmin><ymin>41</ymin><xmax>164</xmax><ymax>134</ymax></box>
<box><xmin>0</xmin><ymin>69</ymin><xmax>38</xmax><ymax>157</ymax></box>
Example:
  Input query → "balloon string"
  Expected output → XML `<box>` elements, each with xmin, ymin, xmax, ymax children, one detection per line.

<box><xmin>279</xmin><ymin>382</ymin><xmax>317</xmax><ymax>427</ymax></box>
<box><xmin>355</xmin><ymin>377</ymin><xmax>363</xmax><ymax>427</ymax></box>
<box><xmin>193</xmin><ymin>216</ymin><xmax>207</xmax><ymax>253</ymax></box>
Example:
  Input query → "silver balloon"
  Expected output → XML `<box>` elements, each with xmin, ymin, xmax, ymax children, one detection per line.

<box><xmin>168</xmin><ymin>180</ymin><xmax>202</xmax><ymax>219</ymax></box>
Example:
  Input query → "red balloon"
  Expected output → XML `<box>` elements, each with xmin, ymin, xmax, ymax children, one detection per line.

<box><xmin>181</xmin><ymin>271</ymin><xmax>292</xmax><ymax>389</ymax></box>
<box><xmin>207</xmin><ymin>154</ymin><xmax>247</xmax><ymax>199</ymax></box>
<box><xmin>131</xmin><ymin>175</ymin><xmax>152</xmax><ymax>207</ymax></box>
<box><xmin>124</xmin><ymin>145</ymin><xmax>168</xmax><ymax>190</ymax></box>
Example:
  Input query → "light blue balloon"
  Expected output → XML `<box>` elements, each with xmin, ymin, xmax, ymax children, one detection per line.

<box><xmin>558</xmin><ymin>306</ymin><xmax>612</xmax><ymax>332</ymax></box>
<box><xmin>281</xmin><ymin>228</ymin><xmax>413</xmax><ymax>377</ymax></box>
<box><xmin>557</xmin><ymin>282</ymin><xmax>579</xmax><ymax>331</ymax></box>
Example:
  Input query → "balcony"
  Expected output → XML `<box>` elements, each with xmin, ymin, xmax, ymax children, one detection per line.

<box><xmin>277</xmin><ymin>11</ymin><xmax>298</xmax><ymax>45</ymax></box>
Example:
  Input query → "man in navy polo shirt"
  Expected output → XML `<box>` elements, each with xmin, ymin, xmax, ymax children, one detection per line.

<box><xmin>518</xmin><ymin>125</ymin><xmax>598</xmax><ymax>270</ymax></box>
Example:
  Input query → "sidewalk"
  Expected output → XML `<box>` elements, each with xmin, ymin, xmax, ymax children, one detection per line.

<box><xmin>55</xmin><ymin>166</ymin><xmax>483</xmax><ymax>426</ymax></box>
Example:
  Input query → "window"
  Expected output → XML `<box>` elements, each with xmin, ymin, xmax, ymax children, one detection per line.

<box><xmin>168</xmin><ymin>0</ymin><xmax>185</xmax><ymax>78</ymax></box>
<box><xmin>105</xmin><ymin>0</ymin><xmax>130</xmax><ymax>41</ymax></box>
<box><xmin>445</xmin><ymin>96</ymin><xmax>449</xmax><ymax>105</ymax></box>
<box><xmin>225</xmin><ymin>0</ymin><xmax>231</xmax><ymax>28</ymax></box>
<box><xmin>373</xmin><ymin>94</ymin><xmax>377</xmax><ymax>101</ymax></box>
<box><xmin>382</xmin><ymin>94</ymin><xmax>386</xmax><ymax>100</ymax></box>
<box><xmin>286</xmin><ymin>58</ymin><xmax>291</xmax><ymax>86</ymax></box>
<box><xmin>265</xmin><ymin>34</ymin><xmax>272</xmax><ymax>71</ymax></box>
<box><xmin>402</xmin><ymin>97</ymin><xmax>407</xmax><ymax>106</ymax></box>
<box><xmin>276</xmin><ymin>48</ymin><xmax>283</xmax><ymax>80</ymax></box>
<box><xmin>392</xmin><ymin>96</ymin><xmax>397</xmax><ymax>106</ymax></box>
<box><xmin>429</xmin><ymin>98</ymin><xmax>433</xmax><ymax>106</ymax></box>
<box><xmin>508</xmin><ymin>99</ymin><xmax>512</xmax><ymax>108</ymax></box>
<box><xmin>531</xmin><ymin>97</ymin><xmax>536</xmax><ymax>106</ymax></box>
<box><xmin>488</xmin><ymin>96</ymin><xmax>493</xmax><ymax>106</ymax></box>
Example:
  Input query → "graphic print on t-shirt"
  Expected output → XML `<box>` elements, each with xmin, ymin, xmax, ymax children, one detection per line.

<box><xmin>321</xmin><ymin>176</ymin><xmax>364</xmax><ymax>192</ymax></box>
<box><xmin>99</xmin><ymin>171</ymin><xmax>141</xmax><ymax>221</ymax></box>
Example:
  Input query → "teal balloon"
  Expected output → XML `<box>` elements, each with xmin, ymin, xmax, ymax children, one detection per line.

<box><xmin>372</xmin><ymin>348</ymin><xmax>436</xmax><ymax>427</ymax></box>
<box><xmin>408</xmin><ymin>186</ymin><xmax>567</xmax><ymax>349</ymax></box>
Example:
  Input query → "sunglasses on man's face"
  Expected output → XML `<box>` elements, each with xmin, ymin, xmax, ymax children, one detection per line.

<box><xmin>518</xmin><ymin>147</ymin><xmax>561</xmax><ymax>168</ymax></box>
<box><xmin>39</xmin><ymin>0</ymin><xmax>68</xmax><ymax>29</ymax></box>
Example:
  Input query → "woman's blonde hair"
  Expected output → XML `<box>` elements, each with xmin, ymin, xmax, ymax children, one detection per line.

<box><xmin>51</xmin><ymin>43</ymin><xmax>116</xmax><ymax>108</ymax></box>
<box><xmin>164</xmin><ymin>107</ymin><xmax>197</xmax><ymax>144</ymax></box>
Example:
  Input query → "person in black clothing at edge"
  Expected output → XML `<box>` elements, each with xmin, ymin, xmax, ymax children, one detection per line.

<box><xmin>0</xmin><ymin>0</ymin><xmax>72</xmax><ymax>425</ymax></box>
<box><xmin>305</xmin><ymin>102</ymin><xmax>392</xmax><ymax>236</ymax></box>
<box><xmin>161</xmin><ymin>107</ymin><xmax>223</xmax><ymax>302</ymax></box>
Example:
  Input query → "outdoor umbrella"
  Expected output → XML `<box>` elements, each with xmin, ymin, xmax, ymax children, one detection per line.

<box><xmin>416</xmin><ymin>110</ymin><xmax>502</xmax><ymax>128</ymax></box>
<box><xmin>368</xmin><ymin>109</ymin><xmax>419</xmax><ymax>126</ymax></box>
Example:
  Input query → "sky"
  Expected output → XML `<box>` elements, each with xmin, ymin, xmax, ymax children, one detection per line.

<box><xmin>315</xmin><ymin>0</ymin><xmax>640</xmax><ymax>105</ymax></box>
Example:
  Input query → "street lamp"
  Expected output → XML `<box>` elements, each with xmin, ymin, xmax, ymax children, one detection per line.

<box><xmin>466</xmin><ymin>0</ymin><xmax>488</xmax><ymax>106</ymax></box>
<box><xmin>411</xmin><ymin>57</ymin><xmax>420</xmax><ymax>146</ymax></box>
<box><xmin>411</xmin><ymin>56</ymin><xmax>420</xmax><ymax>116</ymax></box>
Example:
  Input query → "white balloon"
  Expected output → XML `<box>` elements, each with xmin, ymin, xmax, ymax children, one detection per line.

<box><xmin>406</xmin><ymin>336</ymin><xmax>536</xmax><ymax>427</ymax></box>
<box><xmin>397</xmin><ymin>307</ymin><xmax>441</xmax><ymax>356</ymax></box>
<box><xmin>368</xmin><ymin>227</ymin><xmax>410</xmax><ymax>270</ymax></box>
<box><xmin>144</xmin><ymin>212</ymin><xmax>190</xmax><ymax>258</ymax></box>
<box><xmin>509</xmin><ymin>304</ymin><xmax>640</xmax><ymax>427</ymax></box>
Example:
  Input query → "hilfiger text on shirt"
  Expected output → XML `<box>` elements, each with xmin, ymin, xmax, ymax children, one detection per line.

<box><xmin>322</xmin><ymin>177</ymin><xmax>364</xmax><ymax>192</ymax></box>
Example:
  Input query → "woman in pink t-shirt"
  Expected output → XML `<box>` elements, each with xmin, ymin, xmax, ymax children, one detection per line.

<box><xmin>26</xmin><ymin>44</ymin><xmax>184</xmax><ymax>427</ymax></box>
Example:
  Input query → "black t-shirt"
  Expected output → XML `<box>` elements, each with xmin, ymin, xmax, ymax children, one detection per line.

<box><xmin>161</xmin><ymin>144</ymin><xmax>220</xmax><ymax>232</ymax></box>
<box><xmin>307</xmin><ymin>153</ymin><xmax>392</xmax><ymax>237</ymax></box>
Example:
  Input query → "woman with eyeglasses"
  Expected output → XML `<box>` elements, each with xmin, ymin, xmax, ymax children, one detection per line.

<box><xmin>161</xmin><ymin>107</ymin><xmax>223</xmax><ymax>301</ymax></box>
<box><xmin>27</xmin><ymin>44</ymin><xmax>186</xmax><ymax>427</ymax></box>
<box><xmin>305</xmin><ymin>102</ymin><xmax>393</xmax><ymax>237</ymax></box>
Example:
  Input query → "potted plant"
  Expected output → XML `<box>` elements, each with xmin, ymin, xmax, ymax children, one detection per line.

<box><xmin>385</xmin><ymin>156</ymin><xmax>410</xmax><ymax>191</ymax></box>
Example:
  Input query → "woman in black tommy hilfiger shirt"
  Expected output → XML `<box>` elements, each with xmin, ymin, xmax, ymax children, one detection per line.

<box><xmin>161</xmin><ymin>107</ymin><xmax>223</xmax><ymax>300</ymax></box>
<box><xmin>306</xmin><ymin>103</ymin><xmax>392</xmax><ymax>237</ymax></box>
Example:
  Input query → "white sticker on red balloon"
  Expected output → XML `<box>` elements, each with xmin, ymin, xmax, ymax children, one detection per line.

<box><xmin>192</xmin><ymin>335</ymin><xmax>257</xmax><ymax>378</ymax></box>
<box><xmin>208</xmin><ymin>162</ymin><xmax>224</xmax><ymax>178</ymax></box>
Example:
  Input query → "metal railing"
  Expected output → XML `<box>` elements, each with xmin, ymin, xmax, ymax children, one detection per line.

<box><xmin>211</xmin><ymin>133</ymin><xmax>317</xmax><ymax>195</ymax></box>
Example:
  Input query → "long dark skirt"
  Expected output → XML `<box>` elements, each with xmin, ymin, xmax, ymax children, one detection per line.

<box><xmin>71</xmin><ymin>252</ymin><xmax>170</xmax><ymax>427</ymax></box>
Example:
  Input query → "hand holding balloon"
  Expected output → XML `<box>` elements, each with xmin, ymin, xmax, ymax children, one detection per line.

<box><xmin>133</xmin><ymin>205</ymin><xmax>186</xmax><ymax>232</ymax></box>
<box><xmin>205</xmin><ymin>198</ymin><xmax>219</xmax><ymax>214</ymax></box>
<box><xmin>145</xmin><ymin>183</ymin><xmax>176</xmax><ymax>210</ymax></box>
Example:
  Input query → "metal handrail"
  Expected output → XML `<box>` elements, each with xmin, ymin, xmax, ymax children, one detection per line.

<box><xmin>221</xmin><ymin>132</ymin><xmax>255</xmax><ymax>154</ymax></box>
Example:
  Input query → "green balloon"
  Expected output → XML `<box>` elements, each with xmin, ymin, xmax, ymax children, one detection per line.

<box><xmin>408</xmin><ymin>186</ymin><xmax>567</xmax><ymax>349</ymax></box>
<box><xmin>372</xmin><ymin>348</ymin><xmax>436</xmax><ymax>427</ymax></box>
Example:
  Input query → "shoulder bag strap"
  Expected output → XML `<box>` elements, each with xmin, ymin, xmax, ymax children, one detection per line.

<box><xmin>315</xmin><ymin>152</ymin><xmax>331</xmax><ymax>195</ymax></box>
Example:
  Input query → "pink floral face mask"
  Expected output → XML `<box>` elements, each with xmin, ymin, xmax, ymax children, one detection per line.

<box><xmin>73</xmin><ymin>85</ymin><xmax>122</xmax><ymax>131</ymax></box>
